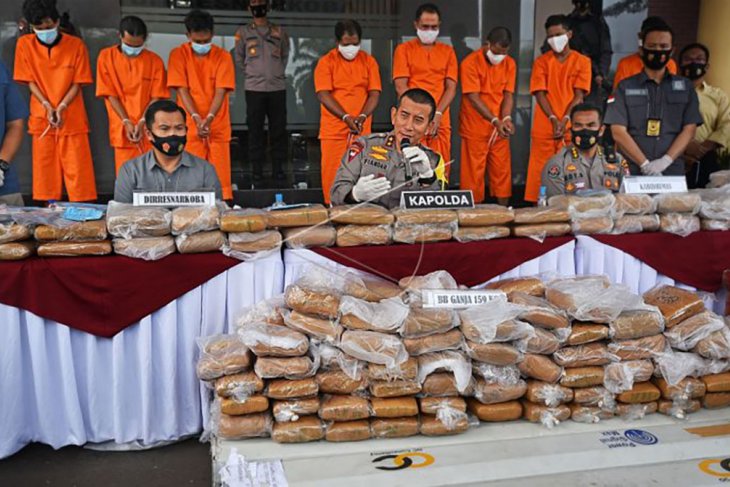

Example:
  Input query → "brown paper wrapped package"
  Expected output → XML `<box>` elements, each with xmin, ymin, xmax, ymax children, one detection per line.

<box><xmin>403</xmin><ymin>329</ymin><xmax>463</xmax><ymax>356</ymax></box>
<box><xmin>659</xmin><ymin>214</ymin><xmax>701</xmax><ymax>235</ymax></box>
<box><xmin>615</xmin><ymin>401</ymin><xmax>658</xmax><ymax>416</ymax></box>
<box><xmin>254</xmin><ymin>356</ymin><xmax>315</xmax><ymax>379</ymax></box>
<box><xmin>197</xmin><ymin>336</ymin><xmax>252</xmax><ymax>380</ymax></box>
<box><xmin>655</xmin><ymin>192</ymin><xmax>702</xmax><ymax>214</ymax></box>
<box><xmin>658</xmin><ymin>399</ymin><xmax>701</xmax><ymax>416</ymax></box>
<box><xmin>461</xmin><ymin>318</ymin><xmax>531</xmax><ymax>344</ymax></box>
<box><xmin>525</xmin><ymin>380</ymin><xmax>574</xmax><ymax>405</ymax></box>
<box><xmin>521</xmin><ymin>401</ymin><xmax>571</xmax><ymax>423</ymax></box>
<box><xmin>367</xmin><ymin>357</ymin><xmax>419</xmax><ymax>381</ymax></box>
<box><xmin>171</xmin><ymin>206</ymin><xmax>219</xmax><ymax>235</ymax></box>
<box><xmin>608</xmin><ymin>334</ymin><xmax>666</xmax><ymax>360</ymax></box>
<box><xmin>512</xmin><ymin>223</ymin><xmax>572</xmax><ymax>238</ymax></box>
<box><xmin>272</xmin><ymin>398</ymin><xmax>320</xmax><ymax>422</ymax></box>
<box><xmin>266</xmin><ymin>204</ymin><xmax>329</xmax><ymax>228</ymax></box>
<box><xmin>370</xmin><ymin>417</ymin><xmax>419</xmax><ymax>438</ymax></box>
<box><xmin>0</xmin><ymin>223</ymin><xmax>31</xmax><ymax>244</ymax></box>
<box><xmin>702</xmin><ymin>373</ymin><xmax>730</xmax><ymax>393</ymax></box>
<box><xmin>271</xmin><ymin>416</ymin><xmax>324</xmax><ymax>443</ymax></box>
<box><xmin>571</xmin><ymin>217</ymin><xmax>613</xmax><ymax>235</ymax></box>
<box><xmin>616</xmin><ymin>382</ymin><xmax>661</xmax><ymax>403</ymax></box>
<box><xmin>610</xmin><ymin>309</ymin><xmax>664</xmax><ymax>340</ymax></box>
<box><xmin>370</xmin><ymin>397</ymin><xmax>419</xmax><ymax>417</ymax></box>
<box><xmin>570</xmin><ymin>404</ymin><xmax>614</xmax><ymax>422</ymax></box>
<box><xmin>511</xmin><ymin>294</ymin><xmax>570</xmax><ymax>329</ymax></box>
<box><xmin>220</xmin><ymin>209</ymin><xmax>267</xmax><ymax>233</ymax></box>
<box><xmin>560</xmin><ymin>366</ymin><xmax>605</xmax><ymax>388</ymax></box>
<box><xmin>419</xmin><ymin>397</ymin><xmax>467</xmax><ymax>414</ymax></box>
<box><xmin>554</xmin><ymin>343</ymin><xmax>615</xmax><ymax>367</ymax></box>
<box><xmin>215</xmin><ymin>372</ymin><xmax>263</xmax><ymax>398</ymax></box>
<box><xmin>653</xmin><ymin>377</ymin><xmax>706</xmax><ymax>400</ymax></box>
<box><xmin>454</xmin><ymin>226</ymin><xmax>510</xmax><ymax>242</ymax></box>
<box><xmin>38</xmin><ymin>240</ymin><xmax>113</xmax><ymax>257</ymax></box>
<box><xmin>468</xmin><ymin>399</ymin><xmax>523</xmax><ymax>422</ymax></box>
<box><xmin>473</xmin><ymin>378</ymin><xmax>527</xmax><ymax>404</ymax></box>
<box><xmin>422</xmin><ymin>373</ymin><xmax>474</xmax><ymax>397</ymax></box>
<box><xmin>513</xmin><ymin>207</ymin><xmax>570</xmax><ymax>224</ymax></box>
<box><xmin>175</xmin><ymin>231</ymin><xmax>225</xmax><ymax>254</ymax></box>
<box><xmin>666</xmin><ymin>311</ymin><xmax>726</xmax><ymax>350</ymax></box>
<box><xmin>518</xmin><ymin>354</ymin><xmax>562</xmax><ymax>383</ymax></box>
<box><xmin>106</xmin><ymin>206</ymin><xmax>171</xmax><ymax>238</ymax></box>
<box><xmin>573</xmin><ymin>386</ymin><xmax>615</xmax><ymax>406</ymax></box>
<box><xmin>336</xmin><ymin>225</ymin><xmax>392</xmax><ymax>247</ymax></box>
<box><xmin>369</xmin><ymin>380</ymin><xmax>422</xmax><ymax>398</ymax></box>
<box><xmin>400</xmin><ymin>308</ymin><xmax>455</xmax><ymax>338</ymax></box>
<box><xmin>329</xmin><ymin>204</ymin><xmax>394</xmax><ymax>225</ymax></box>
<box><xmin>419</xmin><ymin>414</ymin><xmax>469</xmax><ymax>436</ymax></box>
<box><xmin>392</xmin><ymin>209</ymin><xmax>458</xmax><ymax>225</ymax></box>
<box><xmin>242</xmin><ymin>323</ymin><xmax>309</xmax><ymax>357</ymax></box>
<box><xmin>266</xmin><ymin>378</ymin><xmax>319</xmax><ymax>399</ymax></box>
<box><xmin>568</xmin><ymin>324</ymin><xmax>609</xmax><ymax>345</ymax></box>
<box><xmin>285</xmin><ymin>284</ymin><xmax>340</xmax><ymax>319</ymax></box>
<box><xmin>284</xmin><ymin>310</ymin><xmax>342</xmax><ymax>343</ymax></box>
<box><xmin>228</xmin><ymin>230</ymin><xmax>282</xmax><ymax>253</ymax></box>
<box><xmin>221</xmin><ymin>395</ymin><xmax>270</xmax><ymax>415</ymax></box>
<box><xmin>113</xmin><ymin>236</ymin><xmax>176</xmax><ymax>260</ymax></box>
<box><xmin>486</xmin><ymin>277</ymin><xmax>545</xmax><ymax>297</ymax></box>
<box><xmin>344</xmin><ymin>275</ymin><xmax>403</xmax><ymax>302</ymax></box>
<box><xmin>519</xmin><ymin>328</ymin><xmax>561</xmax><ymax>355</ymax></box>
<box><xmin>282</xmin><ymin>226</ymin><xmax>336</xmax><ymax>249</ymax></box>
<box><xmin>457</xmin><ymin>204</ymin><xmax>515</xmax><ymax>226</ymax></box>
<box><xmin>545</xmin><ymin>275</ymin><xmax>610</xmax><ymax>311</ymax></box>
<box><xmin>0</xmin><ymin>241</ymin><xmax>35</xmax><ymax>260</ymax></box>
<box><xmin>604</xmin><ymin>360</ymin><xmax>654</xmax><ymax>386</ymax></box>
<box><xmin>643</xmin><ymin>285</ymin><xmax>705</xmax><ymax>328</ymax></box>
<box><xmin>218</xmin><ymin>412</ymin><xmax>271</xmax><ymax>439</ymax></box>
<box><xmin>615</xmin><ymin>193</ymin><xmax>655</xmax><ymax>215</ymax></box>
<box><xmin>702</xmin><ymin>392</ymin><xmax>730</xmax><ymax>409</ymax></box>
<box><xmin>316</xmin><ymin>370</ymin><xmax>366</xmax><ymax>395</ymax></box>
<box><xmin>393</xmin><ymin>223</ymin><xmax>453</xmax><ymax>244</ymax></box>
<box><xmin>339</xmin><ymin>330</ymin><xmax>408</xmax><ymax>367</ymax></box>
<box><xmin>319</xmin><ymin>395</ymin><xmax>370</xmax><ymax>421</ymax></box>
<box><xmin>326</xmin><ymin>420</ymin><xmax>372</xmax><ymax>442</ymax></box>
<box><xmin>466</xmin><ymin>341</ymin><xmax>521</xmax><ymax>365</ymax></box>
<box><xmin>693</xmin><ymin>328</ymin><xmax>730</xmax><ymax>359</ymax></box>
<box><xmin>35</xmin><ymin>219</ymin><xmax>107</xmax><ymax>241</ymax></box>
<box><xmin>613</xmin><ymin>215</ymin><xmax>661</xmax><ymax>234</ymax></box>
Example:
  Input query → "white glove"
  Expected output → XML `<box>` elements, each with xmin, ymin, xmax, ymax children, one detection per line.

<box><xmin>402</xmin><ymin>146</ymin><xmax>434</xmax><ymax>179</ymax></box>
<box><xmin>351</xmin><ymin>174</ymin><xmax>391</xmax><ymax>202</ymax></box>
<box><xmin>641</xmin><ymin>155</ymin><xmax>673</xmax><ymax>176</ymax></box>
<box><xmin>0</xmin><ymin>169</ymin><xmax>4</xmax><ymax>188</ymax></box>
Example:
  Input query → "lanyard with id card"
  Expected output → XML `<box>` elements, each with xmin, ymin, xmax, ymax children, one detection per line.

<box><xmin>646</xmin><ymin>86</ymin><xmax>664</xmax><ymax>137</ymax></box>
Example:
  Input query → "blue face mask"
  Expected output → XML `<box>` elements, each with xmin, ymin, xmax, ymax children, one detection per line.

<box><xmin>191</xmin><ymin>42</ymin><xmax>212</xmax><ymax>55</ymax></box>
<box><xmin>121</xmin><ymin>42</ymin><xmax>144</xmax><ymax>57</ymax></box>
<box><xmin>34</xmin><ymin>26</ymin><xmax>59</xmax><ymax>45</ymax></box>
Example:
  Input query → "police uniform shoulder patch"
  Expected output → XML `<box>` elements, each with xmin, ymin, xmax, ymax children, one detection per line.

<box><xmin>548</xmin><ymin>165</ymin><xmax>561</xmax><ymax>179</ymax></box>
<box><xmin>566</xmin><ymin>163</ymin><xmax>577</xmax><ymax>172</ymax></box>
<box><xmin>368</xmin><ymin>151</ymin><xmax>388</xmax><ymax>161</ymax></box>
<box><xmin>384</xmin><ymin>134</ymin><xmax>396</xmax><ymax>148</ymax></box>
<box><xmin>347</xmin><ymin>141</ymin><xmax>364</xmax><ymax>162</ymax></box>
<box><xmin>371</xmin><ymin>146</ymin><xmax>388</xmax><ymax>154</ymax></box>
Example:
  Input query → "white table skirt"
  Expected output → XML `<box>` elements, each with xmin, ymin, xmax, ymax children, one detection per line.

<box><xmin>575</xmin><ymin>235</ymin><xmax>727</xmax><ymax>314</ymax></box>
<box><xmin>283</xmin><ymin>240</ymin><xmax>577</xmax><ymax>289</ymax></box>
<box><xmin>0</xmin><ymin>253</ymin><xmax>283</xmax><ymax>460</ymax></box>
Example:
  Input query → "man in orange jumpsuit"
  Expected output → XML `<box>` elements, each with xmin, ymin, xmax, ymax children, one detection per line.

<box><xmin>15</xmin><ymin>0</ymin><xmax>96</xmax><ymax>202</ymax></box>
<box><xmin>393</xmin><ymin>3</ymin><xmax>457</xmax><ymax>173</ymax></box>
<box><xmin>97</xmin><ymin>16</ymin><xmax>169</xmax><ymax>175</ymax></box>
<box><xmin>459</xmin><ymin>27</ymin><xmax>516</xmax><ymax>205</ymax></box>
<box><xmin>314</xmin><ymin>19</ymin><xmax>381</xmax><ymax>204</ymax></box>
<box><xmin>526</xmin><ymin>14</ymin><xmax>591</xmax><ymax>203</ymax></box>
<box><xmin>168</xmin><ymin>9</ymin><xmax>235</xmax><ymax>200</ymax></box>
<box><xmin>613</xmin><ymin>16</ymin><xmax>677</xmax><ymax>89</ymax></box>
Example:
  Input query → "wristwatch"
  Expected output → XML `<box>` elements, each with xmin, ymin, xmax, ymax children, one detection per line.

<box><xmin>0</xmin><ymin>160</ymin><xmax>10</xmax><ymax>172</ymax></box>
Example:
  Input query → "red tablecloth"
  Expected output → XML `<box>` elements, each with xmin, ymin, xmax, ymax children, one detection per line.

<box><xmin>312</xmin><ymin>236</ymin><xmax>575</xmax><ymax>287</ymax></box>
<box><xmin>593</xmin><ymin>231</ymin><xmax>730</xmax><ymax>292</ymax></box>
<box><xmin>0</xmin><ymin>253</ymin><xmax>240</xmax><ymax>337</ymax></box>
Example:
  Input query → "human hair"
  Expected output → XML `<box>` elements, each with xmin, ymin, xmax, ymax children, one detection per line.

<box><xmin>184</xmin><ymin>9</ymin><xmax>214</xmax><ymax>33</ymax></box>
<box><xmin>679</xmin><ymin>42</ymin><xmax>710</xmax><ymax>63</ymax></box>
<box><xmin>640</xmin><ymin>17</ymin><xmax>673</xmax><ymax>43</ymax></box>
<box><xmin>22</xmin><ymin>0</ymin><xmax>59</xmax><ymax>26</ymax></box>
<box><xmin>335</xmin><ymin>19</ymin><xmax>362</xmax><ymax>42</ymax></box>
<box><xmin>545</xmin><ymin>14</ymin><xmax>570</xmax><ymax>31</ymax></box>
<box><xmin>487</xmin><ymin>26</ymin><xmax>512</xmax><ymax>46</ymax></box>
<box><xmin>145</xmin><ymin>100</ymin><xmax>187</xmax><ymax>128</ymax></box>
<box><xmin>120</xmin><ymin>15</ymin><xmax>147</xmax><ymax>39</ymax></box>
<box><xmin>398</xmin><ymin>88</ymin><xmax>436</xmax><ymax>121</ymax></box>
<box><xmin>415</xmin><ymin>3</ymin><xmax>440</xmax><ymax>21</ymax></box>
<box><xmin>570</xmin><ymin>102</ymin><xmax>603</xmax><ymax>122</ymax></box>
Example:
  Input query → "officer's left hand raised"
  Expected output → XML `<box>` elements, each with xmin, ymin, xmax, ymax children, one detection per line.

<box><xmin>403</xmin><ymin>146</ymin><xmax>434</xmax><ymax>179</ymax></box>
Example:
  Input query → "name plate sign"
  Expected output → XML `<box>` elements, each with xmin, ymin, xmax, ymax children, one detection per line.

<box><xmin>621</xmin><ymin>176</ymin><xmax>687</xmax><ymax>194</ymax></box>
<box><xmin>132</xmin><ymin>191</ymin><xmax>216</xmax><ymax>207</ymax></box>
<box><xmin>421</xmin><ymin>290</ymin><xmax>507</xmax><ymax>309</ymax></box>
<box><xmin>400</xmin><ymin>190</ymin><xmax>475</xmax><ymax>209</ymax></box>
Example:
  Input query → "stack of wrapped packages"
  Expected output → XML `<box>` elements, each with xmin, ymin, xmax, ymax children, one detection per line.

<box><xmin>511</xmin><ymin>206</ymin><xmax>571</xmax><ymax>241</ymax></box>
<box><xmin>328</xmin><ymin>203</ymin><xmax>394</xmax><ymax>247</ymax></box>
<box><xmin>453</xmin><ymin>205</ymin><xmax>514</xmax><ymax>242</ymax></box>
<box><xmin>549</xmin><ymin>191</ymin><xmax>616</xmax><ymax>236</ymax></box>
<box><xmin>696</xmin><ymin>185</ymin><xmax>730</xmax><ymax>231</ymax></box>
<box><xmin>220</xmin><ymin>208</ymin><xmax>281</xmax><ymax>259</ymax></box>
<box><xmin>172</xmin><ymin>205</ymin><xmax>226</xmax><ymax>255</ymax></box>
<box><xmin>392</xmin><ymin>209</ymin><xmax>458</xmax><ymax>244</ymax></box>
<box><xmin>612</xmin><ymin>193</ymin><xmax>659</xmax><ymax>234</ymax></box>
<box><xmin>0</xmin><ymin>213</ymin><xmax>34</xmax><ymax>260</ymax></box>
<box><xmin>654</xmin><ymin>193</ymin><xmax>702</xmax><ymax>237</ymax></box>
<box><xmin>107</xmin><ymin>202</ymin><xmax>176</xmax><ymax>260</ymax></box>
<box><xmin>34</xmin><ymin>216</ymin><xmax>111</xmax><ymax>257</ymax></box>
<box><xmin>270</xmin><ymin>204</ymin><xmax>334</xmax><ymax>250</ymax></box>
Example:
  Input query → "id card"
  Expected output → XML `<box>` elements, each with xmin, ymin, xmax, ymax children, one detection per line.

<box><xmin>646</xmin><ymin>118</ymin><xmax>661</xmax><ymax>137</ymax></box>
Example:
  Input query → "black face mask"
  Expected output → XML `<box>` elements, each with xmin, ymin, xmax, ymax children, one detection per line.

<box><xmin>574</xmin><ymin>0</ymin><xmax>590</xmax><ymax>11</ymax></box>
<box><xmin>681</xmin><ymin>62</ymin><xmax>707</xmax><ymax>80</ymax></box>
<box><xmin>251</xmin><ymin>5</ymin><xmax>268</xmax><ymax>18</ymax></box>
<box><xmin>641</xmin><ymin>48</ymin><xmax>672</xmax><ymax>70</ymax></box>
<box><xmin>571</xmin><ymin>128</ymin><xmax>600</xmax><ymax>151</ymax></box>
<box><xmin>150</xmin><ymin>133</ymin><xmax>186</xmax><ymax>156</ymax></box>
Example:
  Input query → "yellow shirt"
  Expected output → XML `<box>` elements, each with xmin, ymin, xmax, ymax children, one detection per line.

<box><xmin>695</xmin><ymin>81</ymin><xmax>730</xmax><ymax>148</ymax></box>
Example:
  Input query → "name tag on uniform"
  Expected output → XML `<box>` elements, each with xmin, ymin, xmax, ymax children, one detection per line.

<box><xmin>646</xmin><ymin>119</ymin><xmax>662</xmax><ymax>137</ymax></box>
<box><xmin>422</xmin><ymin>290</ymin><xmax>507</xmax><ymax>309</ymax></box>
<box><xmin>621</xmin><ymin>176</ymin><xmax>687</xmax><ymax>194</ymax></box>
<box><xmin>672</xmin><ymin>80</ymin><xmax>686</xmax><ymax>91</ymax></box>
<box><xmin>626</xmin><ymin>89</ymin><xmax>648</xmax><ymax>96</ymax></box>
<box><xmin>133</xmin><ymin>191</ymin><xmax>216</xmax><ymax>207</ymax></box>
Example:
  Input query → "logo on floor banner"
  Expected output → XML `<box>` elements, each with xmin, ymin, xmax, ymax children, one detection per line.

<box><xmin>624</xmin><ymin>429</ymin><xmax>659</xmax><ymax>445</ymax></box>
<box><xmin>599</xmin><ymin>429</ymin><xmax>659</xmax><ymax>448</ymax></box>
<box><xmin>698</xmin><ymin>457</ymin><xmax>730</xmax><ymax>478</ymax></box>
<box><xmin>371</xmin><ymin>450</ymin><xmax>435</xmax><ymax>470</ymax></box>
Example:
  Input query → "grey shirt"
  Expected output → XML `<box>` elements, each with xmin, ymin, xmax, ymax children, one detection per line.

<box><xmin>234</xmin><ymin>23</ymin><xmax>289</xmax><ymax>92</ymax></box>
<box><xmin>114</xmin><ymin>151</ymin><xmax>223</xmax><ymax>203</ymax></box>
<box><xmin>330</xmin><ymin>132</ymin><xmax>448</xmax><ymax>209</ymax></box>
<box><xmin>605</xmin><ymin>71</ymin><xmax>703</xmax><ymax>175</ymax></box>
<box><xmin>541</xmin><ymin>145</ymin><xmax>626</xmax><ymax>198</ymax></box>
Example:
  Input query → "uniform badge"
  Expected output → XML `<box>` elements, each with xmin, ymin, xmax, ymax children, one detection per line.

<box><xmin>368</xmin><ymin>152</ymin><xmax>388</xmax><ymax>161</ymax></box>
<box><xmin>646</xmin><ymin>119</ymin><xmax>661</xmax><ymax>137</ymax></box>
<box><xmin>605</xmin><ymin>179</ymin><xmax>613</xmax><ymax>188</ymax></box>
<box><xmin>566</xmin><ymin>164</ymin><xmax>577</xmax><ymax>172</ymax></box>
<box><xmin>672</xmin><ymin>80</ymin><xmax>686</xmax><ymax>91</ymax></box>
<box><xmin>606</xmin><ymin>164</ymin><xmax>617</xmax><ymax>171</ymax></box>
<box><xmin>384</xmin><ymin>135</ymin><xmax>395</xmax><ymax>148</ymax></box>
<box><xmin>347</xmin><ymin>141</ymin><xmax>364</xmax><ymax>162</ymax></box>
<box><xmin>371</xmin><ymin>146</ymin><xmax>388</xmax><ymax>154</ymax></box>
<box><xmin>566</xmin><ymin>182</ymin><xmax>576</xmax><ymax>192</ymax></box>
<box><xmin>249</xmin><ymin>47</ymin><xmax>257</xmax><ymax>55</ymax></box>
<box><xmin>548</xmin><ymin>166</ymin><xmax>561</xmax><ymax>179</ymax></box>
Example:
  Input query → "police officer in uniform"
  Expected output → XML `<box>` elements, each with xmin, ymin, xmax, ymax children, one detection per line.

<box><xmin>234</xmin><ymin>0</ymin><xmax>289</xmax><ymax>183</ymax></box>
<box><xmin>542</xmin><ymin>103</ymin><xmax>626</xmax><ymax>197</ymax></box>
<box><xmin>331</xmin><ymin>88</ymin><xmax>447</xmax><ymax>209</ymax></box>
<box><xmin>605</xmin><ymin>19</ymin><xmax>702</xmax><ymax>176</ymax></box>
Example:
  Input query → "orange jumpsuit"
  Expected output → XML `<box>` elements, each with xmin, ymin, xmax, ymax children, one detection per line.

<box><xmin>314</xmin><ymin>48</ymin><xmax>381</xmax><ymax>204</ymax></box>
<box><xmin>526</xmin><ymin>50</ymin><xmax>592</xmax><ymax>202</ymax></box>
<box><xmin>168</xmin><ymin>43</ymin><xmax>236</xmax><ymax>199</ymax></box>
<box><xmin>14</xmin><ymin>33</ymin><xmax>97</xmax><ymax>201</ymax></box>
<box><xmin>613</xmin><ymin>52</ymin><xmax>678</xmax><ymax>89</ymax></box>
<box><xmin>393</xmin><ymin>38</ymin><xmax>458</xmax><ymax>170</ymax></box>
<box><xmin>96</xmin><ymin>46</ymin><xmax>169</xmax><ymax>174</ymax></box>
<box><xmin>459</xmin><ymin>49</ymin><xmax>516</xmax><ymax>202</ymax></box>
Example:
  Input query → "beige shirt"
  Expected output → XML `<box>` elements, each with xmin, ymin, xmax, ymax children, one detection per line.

<box><xmin>695</xmin><ymin>81</ymin><xmax>730</xmax><ymax>148</ymax></box>
<box><xmin>541</xmin><ymin>146</ymin><xmax>626</xmax><ymax>198</ymax></box>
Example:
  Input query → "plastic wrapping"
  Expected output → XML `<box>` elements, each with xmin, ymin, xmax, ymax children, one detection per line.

<box><xmin>366</xmin><ymin>357</ymin><xmax>418</xmax><ymax>382</ymax></box>
<box><xmin>315</xmin><ymin>370</ymin><xmax>366</xmax><ymax>395</ymax></box>
<box><xmin>566</xmin><ymin>191</ymin><xmax>616</xmax><ymax>218</ymax></box>
<box><xmin>171</xmin><ymin>205</ymin><xmax>220</xmax><ymax>235</ymax></box>
<box><xmin>0</xmin><ymin>222</ymin><xmax>32</xmax><ymax>244</ymax></box>
<box><xmin>459</xmin><ymin>301</ymin><xmax>534</xmax><ymax>344</ymax></box>
<box><xmin>560</xmin><ymin>366</ymin><xmax>605</xmax><ymax>388</ymax></box>
<box><xmin>545</xmin><ymin>275</ymin><xmax>611</xmax><ymax>314</ymax></box>
<box><xmin>392</xmin><ymin>222</ymin><xmax>455</xmax><ymax>244</ymax></box>
<box><xmin>238</xmin><ymin>322</ymin><xmax>309</xmax><ymax>357</ymax></box>
<box><xmin>707</xmin><ymin>170</ymin><xmax>730</xmax><ymax>189</ymax></box>
<box><xmin>467</xmin><ymin>399</ymin><xmax>523</xmax><ymax>422</ymax></box>
<box><xmin>419</xmin><ymin>397</ymin><xmax>467</xmax><ymax>415</ymax></box>
<box><xmin>37</xmin><ymin>240</ymin><xmax>113</xmax><ymax>257</ymax></box>
<box><xmin>9</xmin><ymin>207</ymin><xmax>71</xmax><ymax>228</ymax></box>
<box><xmin>419</xmin><ymin>413</ymin><xmax>469</xmax><ymax>436</ymax></box>
<box><xmin>612</xmin><ymin>214</ymin><xmax>661</xmax><ymax>234</ymax></box>
<box><xmin>339</xmin><ymin>330</ymin><xmax>408</xmax><ymax>368</ymax></box>
<box><xmin>339</xmin><ymin>296</ymin><xmax>409</xmax><ymax>333</ymax></box>
<box><xmin>0</xmin><ymin>241</ymin><xmax>35</xmax><ymax>260</ymax></box>
<box><xmin>453</xmin><ymin>226</ymin><xmax>510</xmax><ymax>242</ymax></box>
<box><xmin>553</xmin><ymin>343</ymin><xmax>618</xmax><ymax>367</ymax></box>
<box><xmin>616</xmin><ymin>382</ymin><xmax>661</xmax><ymax>403</ymax></box>
<box><xmin>701</xmin><ymin>219</ymin><xmax>730</xmax><ymax>231</ymax></box>
<box><xmin>400</xmin><ymin>307</ymin><xmax>458</xmax><ymax>338</ymax></box>
<box><xmin>603</xmin><ymin>360</ymin><xmax>655</xmax><ymax>394</ymax></box>
<box><xmin>216</xmin><ymin>411</ymin><xmax>273</xmax><ymax>440</ymax></box>
<box><xmin>510</xmin><ymin>293</ymin><xmax>570</xmax><ymax>330</ymax></box>
<box><xmin>369</xmin><ymin>379</ymin><xmax>422</xmax><ymax>397</ymax></box>
<box><xmin>265</xmin><ymin>378</ymin><xmax>319</xmax><ymax>399</ymax></box>
<box><xmin>525</xmin><ymin>381</ymin><xmax>573</xmax><ymax>408</ymax></box>
<box><xmin>457</xmin><ymin>204</ymin><xmax>515</xmax><ymax>226</ymax></box>
<box><xmin>34</xmin><ymin>219</ymin><xmax>107</xmax><ymax>242</ymax></box>
<box><xmin>215</xmin><ymin>372</ymin><xmax>264</xmax><ymax>401</ymax></box>
<box><xmin>313</xmin><ymin>342</ymin><xmax>365</xmax><ymax>380</ymax></box>
<box><xmin>219</xmin><ymin>208</ymin><xmax>267</xmax><ymax>233</ymax></box>
<box><xmin>416</xmin><ymin>351</ymin><xmax>472</xmax><ymax>394</ymax></box>
<box><xmin>335</xmin><ymin>224</ymin><xmax>392</xmax><ymax>247</ymax></box>
<box><xmin>434</xmin><ymin>404</ymin><xmax>470</xmax><ymax>432</ymax></box>
<box><xmin>697</xmin><ymin>187</ymin><xmax>730</xmax><ymax>221</ymax></box>
<box><xmin>403</xmin><ymin>329</ymin><xmax>464</xmax><ymax>356</ymax></box>
<box><xmin>392</xmin><ymin>208</ymin><xmax>458</xmax><ymax>225</ymax></box>
<box><xmin>370</xmin><ymin>397</ymin><xmax>419</xmax><ymax>417</ymax></box>
<box><xmin>106</xmin><ymin>202</ymin><xmax>171</xmax><ymax>239</ymax></box>
<box><xmin>225</xmin><ymin>230</ymin><xmax>282</xmax><ymax>257</ymax></box>
<box><xmin>281</xmin><ymin>225</ymin><xmax>337</xmax><ymax>249</ymax></box>
<box><xmin>220</xmin><ymin>395</ymin><xmax>270</xmax><ymax>416</ymax></box>
<box><xmin>285</xmin><ymin>283</ymin><xmax>341</xmax><ymax>319</ymax></box>
<box><xmin>568</xmin><ymin>323</ymin><xmax>610</xmax><ymax>345</ymax></box>
<box><xmin>573</xmin><ymin>386</ymin><xmax>617</xmax><ymax>410</ymax></box>
<box><xmin>567</xmin><ymin>285</ymin><xmax>645</xmax><ymax>324</ymax></box>
<box><xmin>654</xmin><ymin>377</ymin><xmax>706</xmax><ymax>401</ymax></box>
<box><xmin>608</xmin><ymin>334</ymin><xmax>666</xmax><ymax>360</ymax></box>
<box><xmin>328</xmin><ymin>204</ymin><xmax>395</xmax><ymax>225</ymax></box>
<box><xmin>421</xmin><ymin>372</ymin><xmax>475</xmax><ymax>397</ymax></box>
<box><xmin>643</xmin><ymin>285</ymin><xmax>706</xmax><ymax>328</ymax></box>
<box><xmin>196</xmin><ymin>334</ymin><xmax>252</xmax><ymax>381</ymax></box>
<box><xmin>665</xmin><ymin>311</ymin><xmax>726</xmax><ymax>351</ymax></box>
<box><xmin>254</xmin><ymin>355</ymin><xmax>319</xmax><ymax>380</ymax></box>
<box><xmin>325</xmin><ymin>420</ymin><xmax>372</xmax><ymax>442</ymax></box>
<box><xmin>236</xmin><ymin>296</ymin><xmax>287</xmax><ymax>328</ymax></box>
<box><xmin>658</xmin><ymin>398</ymin><xmax>701</xmax><ymax>419</ymax></box>
<box><xmin>570</xmin><ymin>404</ymin><xmax>614</xmax><ymax>424</ymax></box>
<box><xmin>472</xmin><ymin>363</ymin><xmax>523</xmax><ymax>385</ymax></box>
<box><xmin>112</xmin><ymin>236</ymin><xmax>176</xmax><ymax>261</ymax></box>
<box><xmin>271</xmin><ymin>416</ymin><xmax>325</xmax><ymax>443</ymax></box>
<box><xmin>282</xmin><ymin>310</ymin><xmax>342</xmax><ymax>344</ymax></box>
<box><xmin>654</xmin><ymin>192</ymin><xmax>702</xmax><ymax>215</ymax></box>
<box><xmin>614</xmin><ymin>193</ymin><xmax>656</xmax><ymax>216</ymax></box>
<box><xmin>512</xmin><ymin>223</ymin><xmax>572</xmax><ymax>241</ymax></box>
<box><xmin>465</xmin><ymin>341</ymin><xmax>522</xmax><ymax>366</ymax></box>
<box><xmin>265</xmin><ymin>204</ymin><xmax>329</xmax><ymax>228</ymax></box>
<box><xmin>610</xmin><ymin>308</ymin><xmax>665</xmax><ymax>340</ymax></box>
<box><xmin>700</xmin><ymin>360</ymin><xmax>730</xmax><ymax>377</ymax></box>
<box><xmin>693</xmin><ymin>327</ymin><xmax>730</xmax><ymax>359</ymax></box>
<box><xmin>659</xmin><ymin>213</ymin><xmax>701</xmax><ymax>237</ymax></box>
<box><xmin>521</xmin><ymin>401</ymin><xmax>571</xmax><ymax>428</ymax></box>
<box><xmin>175</xmin><ymin>230</ymin><xmax>226</xmax><ymax>254</ymax></box>
<box><xmin>515</xmin><ymin>327</ymin><xmax>562</xmax><ymax>355</ymax></box>
<box><xmin>272</xmin><ymin>397</ymin><xmax>321</xmax><ymax>422</ymax></box>
<box><xmin>513</xmin><ymin>207</ymin><xmax>570</xmax><ymax>224</ymax></box>
<box><xmin>615</xmin><ymin>402</ymin><xmax>657</xmax><ymax>419</ymax></box>
<box><xmin>370</xmin><ymin>417</ymin><xmax>419</xmax><ymax>439</ymax></box>
<box><xmin>486</xmin><ymin>276</ymin><xmax>545</xmax><ymax>297</ymax></box>
<box><xmin>518</xmin><ymin>353</ymin><xmax>563</xmax><ymax>383</ymax></box>
<box><xmin>473</xmin><ymin>378</ymin><xmax>528</xmax><ymax>404</ymax></box>
<box><xmin>342</xmin><ymin>271</ymin><xmax>403</xmax><ymax>302</ymax></box>
<box><xmin>571</xmin><ymin>217</ymin><xmax>614</xmax><ymax>235</ymax></box>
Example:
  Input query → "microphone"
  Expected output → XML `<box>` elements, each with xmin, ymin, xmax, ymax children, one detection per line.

<box><xmin>401</xmin><ymin>138</ymin><xmax>412</xmax><ymax>179</ymax></box>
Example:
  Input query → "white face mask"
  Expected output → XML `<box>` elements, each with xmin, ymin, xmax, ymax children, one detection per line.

<box><xmin>638</xmin><ymin>38</ymin><xmax>643</xmax><ymax>48</ymax></box>
<box><xmin>338</xmin><ymin>44</ymin><xmax>360</xmax><ymax>61</ymax></box>
<box><xmin>547</xmin><ymin>33</ymin><xmax>569</xmax><ymax>53</ymax></box>
<box><xmin>486</xmin><ymin>49</ymin><xmax>506</xmax><ymax>65</ymax></box>
<box><xmin>417</xmin><ymin>28</ymin><xmax>439</xmax><ymax>45</ymax></box>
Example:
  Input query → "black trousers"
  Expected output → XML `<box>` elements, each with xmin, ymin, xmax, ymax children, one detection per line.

<box><xmin>246</xmin><ymin>90</ymin><xmax>287</xmax><ymax>175</ymax></box>
<box><xmin>687</xmin><ymin>149</ymin><xmax>720</xmax><ymax>189</ymax></box>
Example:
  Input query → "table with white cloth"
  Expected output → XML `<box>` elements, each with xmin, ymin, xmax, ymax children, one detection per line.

<box><xmin>0</xmin><ymin>253</ymin><xmax>283</xmax><ymax>460</ymax></box>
